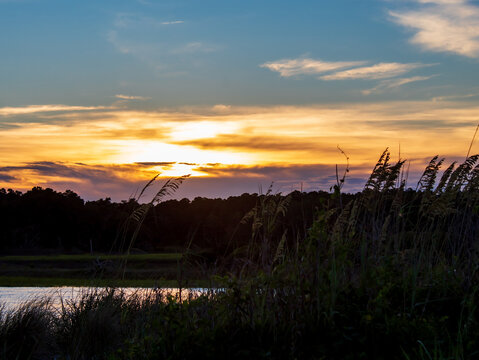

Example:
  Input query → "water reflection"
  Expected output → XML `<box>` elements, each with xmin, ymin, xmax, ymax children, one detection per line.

<box><xmin>0</xmin><ymin>287</ymin><xmax>207</xmax><ymax>311</ymax></box>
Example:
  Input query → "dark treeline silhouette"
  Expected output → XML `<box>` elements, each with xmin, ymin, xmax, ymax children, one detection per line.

<box><xmin>0</xmin><ymin>186</ymin><xmax>350</xmax><ymax>256</ymax></box>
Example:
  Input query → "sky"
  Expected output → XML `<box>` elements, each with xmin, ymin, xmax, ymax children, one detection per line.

<box><xmin>1</xmin><ymin>0</ymin><xmax>479</xmax><ymax>200</ymax></box>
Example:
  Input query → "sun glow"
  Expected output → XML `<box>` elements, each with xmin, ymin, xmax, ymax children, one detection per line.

<box><xmin>151</xmin><ymin>163</ymin><xmax>208</xmax><ymax>177</ymax></box>
<box><xmin>2</xmin><ymin>102</ymin><xmax>479</xmax><ymax>198</ymax></box>
<box><xmin>168</xmin><ymin>121</ymin><xmax>239</xmax><ymax>141</ymax></box>
<box><xmin>113</xmin><ymin>140</ymin><xmax>252</xmax><ymax>169</ymax></box>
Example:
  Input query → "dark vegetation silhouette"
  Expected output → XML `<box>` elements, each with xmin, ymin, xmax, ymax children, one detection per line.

<box><xmin>0</xmin><ymin>186</ymin><xmax>341</xmax><ymax>257</ymax></box>
<box><xmin>2</xmin><ymin>149</ymin><xmax>479</xmax><ymax>359</ymax></box>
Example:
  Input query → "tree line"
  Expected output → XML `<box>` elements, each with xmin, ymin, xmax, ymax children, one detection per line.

<box><xmin>0</xmin><ymin>187</ymin><xmax>350</xmax><ymax>256</ymax></box>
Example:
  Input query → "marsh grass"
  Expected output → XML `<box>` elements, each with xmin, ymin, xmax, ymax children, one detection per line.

<box><xmin>3</xmin><ymin>150</ymin><xmax>479</xmax><ymax>359</ymax></box>
<box><xmin>0</xmin><ymin>299</ymin><xmax>54</xmax><ymax>359</ymax></box>
<box><xmin>0</xmin><ymin>276</ymin><xmax>188</xmax><ymax>288</ymax></box>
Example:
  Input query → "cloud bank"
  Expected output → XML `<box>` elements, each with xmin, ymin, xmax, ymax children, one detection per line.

<box><xmin>115</xmin><ymin>94</ymin><xmax>151</xmax><ymax>101</ymax></box>
<box><xmin>0</xmin><ymin>105</ymin><xmax>109</xmax><ymax>117</ymax></box>
<box><xmin>320</xmin><ymin>62</ymin><xmax>430</xmax><ymax>81</ymax></box>
<box><xmin>1</xmin><ymin>101</ymin><xmax>478</xmax><ymax>200</ymax></box>
<box><xmin>362</xmin><ymin>75</ymin><xmax>436</xmax><ymax>95</ymax></box>
<box><xmin>260</xmin><ymin>58</ymin><xmax>367</xmax><ymax>77</ymax></box>
<box><xmin>261</xmin><ymin>57</ymin><xmax>435</xmax><ymax>94</ymax></box>
<box><xmin>389</xmin><ymin>0</ymin><xmax>479</xmax><ymax>57</ymax></box>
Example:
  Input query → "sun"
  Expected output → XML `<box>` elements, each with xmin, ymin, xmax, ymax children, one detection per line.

<box><xmin>112</xmin><ymin>140</ymin><xmax>251</xmax><ymax>176</ymax></box>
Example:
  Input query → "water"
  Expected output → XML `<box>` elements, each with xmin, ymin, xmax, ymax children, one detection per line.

<box><xmin>0</xmin><ymin>287</ymin><xmax>206</xmax><ymax>311</ymax></box>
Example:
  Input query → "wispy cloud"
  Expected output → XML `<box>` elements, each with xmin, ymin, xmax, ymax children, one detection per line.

<box><xmin>212</xmin><ymin>104</ymin><xmax>231</xmax><ymax>112</ymax></box>
<box><xmin>106</xmin><ymin>30</ymin><xmax>140</xmax><ymax>55</ymax></box>
<box><xmin>114</xmin><ymin>13</ymin><xmax>184</xmax><ymax>29</ymax></box>
<box><xmin>0</xmin><ymin>161</ymin><xmax>173</xmax><ymax>183</ymax></box>
<box><xmin>321</xmin><ymin>62</ymin><xmax>431</xmax><ymax>80</ymax></box>
<box><xmin>161</xmin><ymin>20</ymin><xmax>184</xmax><ymax>25</ymax></box>
<box><xmin>0</xmin><ymin>173</ymin><xmax>15</xmax><ymax>181</ymax></box>
<box><xmin>115</xmin><ymin>94</ymin><xmax>151</xmax><ymax>101</ymax></box>
<box><xmin>173</xmin><ymin>134</ymin><xmax>321</xmax><ymax>152</ymax></box>
<box><xmin>169</xmin><ymin>42</ymin><xmax>217</xmax><ymax>54</ymax></box>
<box><xmin>362</xmin><ymin>75</ymin><xmax>436</xmax><ymax>95</ymax></box>
<box><xmin>260</xmin><ymin>58</ymin><xmax>367</xmax><ymax>77</ymax></box>
<box><xmin>261</xmin><ymin>57</ymin><xmax>435</xmax><ymax>93</ymax></box>
<box><xmin>389</xmin><ymin>0</ymin><xmax>479</xmax><ymax>57</ymax></box>
<box><xmin>0</xmin><ymin>105</ymin><xmax>109</xmax><ymax>117</ymax></box>
<box><xmin>432</xmin><ymin>91</ymin><xmax>479</xmax><ymax>102</ymax></box>
<box><xmin>107</xmin><ymin>13</ymin><xmax>214</xmax><ymax>74</ymax></box>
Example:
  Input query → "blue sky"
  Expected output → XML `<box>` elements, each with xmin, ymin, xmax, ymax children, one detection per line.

<box><xmin>2</xmin><ymin>0</ymin><xmax>478</xmax><ymax>107</ymax></box>
<box><xmin>1</xmin><ymin>0</ymin><xmax>479</xmax><ymax>200</ymax></box>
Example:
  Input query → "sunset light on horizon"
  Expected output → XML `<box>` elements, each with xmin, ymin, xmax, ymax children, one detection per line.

<box><xmin>2</xmin><ymin>0</ymin><xmax>479</xmax><ymax>200</ymax></box>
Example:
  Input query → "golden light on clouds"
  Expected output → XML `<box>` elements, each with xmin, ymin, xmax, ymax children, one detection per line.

<box><xmin>0</xmin><ymin>101</ymin><xmax>478</xmax><ymax>197</ymax></box>
<box><xmin>113</xmin><ymin>141</ymin><xmax>250</xmax><ymax>167</ymax></box>
<box><xmin>168</xmin><ymin>120</ymin><xmax>239</xmax><ymax>141</ymax></box>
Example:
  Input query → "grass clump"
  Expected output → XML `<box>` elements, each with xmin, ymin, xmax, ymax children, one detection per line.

<box><xmin>0</xmin><ymin>300</ymin><xmax>55</xmax><ymax>359</ymax></box>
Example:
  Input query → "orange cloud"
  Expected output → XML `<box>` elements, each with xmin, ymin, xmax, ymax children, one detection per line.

<box><xmin>0</xmin><ymin>101</ymin><xmax>478</xmax><ymax>199</ymax></box>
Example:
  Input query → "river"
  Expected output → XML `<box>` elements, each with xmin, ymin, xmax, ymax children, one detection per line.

<box><xmin>0</xmin><ymin>287</ymin><xmax>206</xmax><ymax>311</ymax></box>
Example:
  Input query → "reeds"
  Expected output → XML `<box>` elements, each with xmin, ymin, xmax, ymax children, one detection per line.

<box><xmin>0</xmin><ymin>300</ymin><xmax>54</xmax><ymax>359</ymax></box>
<box><xmin>2</xmin><ymin>151</ymin><xmax>479</xmax><ymax>359</ymax></box>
